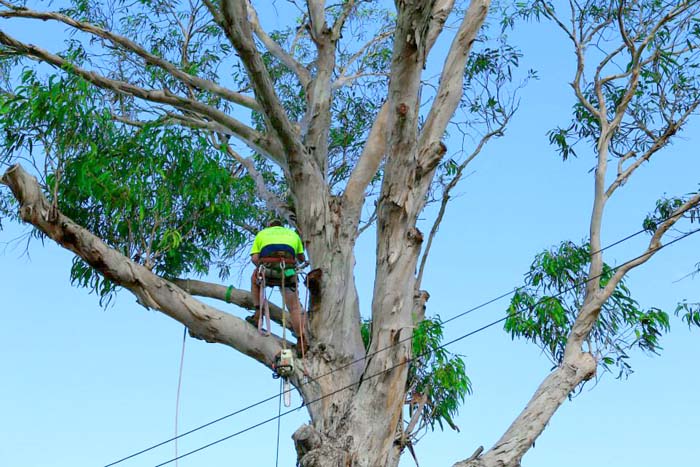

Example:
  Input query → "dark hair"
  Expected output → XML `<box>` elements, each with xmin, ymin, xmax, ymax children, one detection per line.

<box><xmin>268</xmin><ymin>219</ymin><xmax>283</xmax><ymax>227</ymax></box>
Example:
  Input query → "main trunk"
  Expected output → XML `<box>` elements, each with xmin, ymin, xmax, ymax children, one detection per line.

<box><xmin>290</xmin><ymin>193</ymin><xmax>418</xmax><ymax>466</ymax></box>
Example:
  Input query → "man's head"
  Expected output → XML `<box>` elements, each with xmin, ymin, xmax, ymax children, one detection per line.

<box><xmin>268</xmin><ymin>219</ymin><xmax>283</xmax><ymax>228</ymax></box>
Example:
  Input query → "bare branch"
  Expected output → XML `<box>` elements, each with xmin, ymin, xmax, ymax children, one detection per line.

<box><xmin>219</xmin><ymin>138</ymin><xmax>296</xmax><ymax>223</ymax></box>
<box><xmin>342</xmin><ymin>102</ymin><xmax>388</xmax><ymax>220</ymax></box>
<box><xmin>332</xmin><ymin>72</ymin><xmax>389</xmax><ymax>90</ymax></box>
<box><xmin>333</xmin><ymin>30</ymin><xmax>394</xmax><ymax>89</ymax></box>
<box><xmin>425</xmin><ymin>0</ymin><xmax>456</xmax><ymax>53</ymax></box>
<box><xmin>246</xmin><ymin>0</ymin><xmax>311</xmax><ymax>87</ymax></box>
<box><xmin>539</xmin><ymin>0</ymin><xmax>600</xmax><ymax>120</ymax></box>
<box><xmin>606</xmin><ymin>102</ymin><xmax>700</xmax><ymax>198</ymax></box>
<box><xmin>331</xmin><ymin>0</ymin><xmax>355</xmax><ymax>41</ymax></box>
<box><xmin>212</xmin><ymin>0</ymin><xmax>303</xmax><ymax>160</ymax></box>
<box><xmin>416</xmin><ymin>124</ymin><xmax>507</xmax><ymax>288</ymax></box>
<box><xmin>171</xmin><ymin>278</ymin><xmax>295</xmax><ymax>332</ymax></box>
<box><xmin>417</xmin><ymin>0</ymin><xmax>491</xmax><ymax>169</ymax></box>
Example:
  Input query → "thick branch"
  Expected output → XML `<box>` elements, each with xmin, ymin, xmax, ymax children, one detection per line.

<box><xmin>0</xmin><ymin>164</ymin><xmax>284</xmax><ymax>367</ymax></box>
<box><xmin>0</xmin><ymin>6</ymin><xmax>260</xmax><ymax>111</ymax></box>
<box><xmin>425</xmin><ymin>0</ymin><xmax>456</xmax><ymax>53</ymax></box>
<box><xmin>217</xmin><ymin>0</ymin><xmax>303</xmax><ymax>160</ymax></box>
<box><xmin>246</xmin><ymin>0</ymin><xmax>311</xmax><ymax>86</ymax></box>
<box><xmin>342</xmin><ymin>102</ymin><xmax>388</xmax><ymax>222</ymax></box>
<box><xmin>452</xmin><ymin>192</ymin><xmax>700</xmax><ymax>467</ymax></box>
<box><xmin>0</xmin><ymin>30</ymin><xmax>285</xmax><ymax>164</ymax></box>
<box><xmin>454</xmin><ymin>352</ymin><xmax>597</xmax><ymax>467</ymax></box>
<box><xmin>417</xmin><ymin>0</ymin><xmax>491</xmax><ymax>170</ymax></box>
<box><xmin>307</xmin><ymin>0</ymin><xmax>327</xmax><ymax>44</ymax></box>
<box><xmin>171</xmin><ymin>278</ymin><xmax>294</xmax><ymax>332</ymax></box>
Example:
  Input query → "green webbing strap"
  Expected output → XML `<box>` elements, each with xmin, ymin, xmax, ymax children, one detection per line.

<box><xmin>225</xmin><ymin>285</ymin><xmax>233</xmax><ymax>303</ymax></box>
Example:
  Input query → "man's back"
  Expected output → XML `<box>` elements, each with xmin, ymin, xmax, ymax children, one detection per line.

<box><xmin>251</xmin><ymin>226</ymin><xmax>304</xmax><ymax>257</ymax></box>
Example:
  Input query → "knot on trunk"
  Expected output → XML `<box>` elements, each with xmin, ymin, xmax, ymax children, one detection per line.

<box><xmin>576</xmin><ymin>352</ymin><xmax>597</xmax><ymax>381</ymax></box>
<box><xmin>407</xmin><ymin>227</ymin><xmax>423</xmax><ymax>245</ymax></box>
<box><xmin>293</xmin><ymin>424</ymin><xmax>322</xmax><ymax>458</ymax></box>
<box><xmin>293</xmin><ymin>424</ymin><xmax>350</xmax><ymax>467</ymax></box>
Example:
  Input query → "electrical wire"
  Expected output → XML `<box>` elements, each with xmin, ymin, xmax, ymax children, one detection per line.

<box><xmin>162</xmin><ymin>225</ymin><xmax>700</xmax><ymax>465</ymax></box>
<box><xmin>105</xmin><ymin>223</ymin><xmax>694</xmax><ymax>467</ymax></box>
<box><xmin>103</xmin><ymin>226</ymin><xmax>649</xmax><ymax>467</ymax></box>
<box><xmin>154</xmin><ymin>313</ymin><xmax>511</xmax><ymax>467</ymax></box>
<box><xmin>152</xmin><ymin>226</ymin><xmax>700</xmax><ymax>467</ymax></box>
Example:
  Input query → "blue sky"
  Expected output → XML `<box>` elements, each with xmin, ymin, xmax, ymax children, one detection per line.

<box><xmin>1</xmin><ymin>3</ymin><xmax>700</xmax><ymax>467</ymax></box>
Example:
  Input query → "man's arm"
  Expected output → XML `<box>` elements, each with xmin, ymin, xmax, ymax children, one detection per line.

<box><xmin>251</xmin><ymin>253</ymin><xmax>260</xmax><ymax>266</ymax></box>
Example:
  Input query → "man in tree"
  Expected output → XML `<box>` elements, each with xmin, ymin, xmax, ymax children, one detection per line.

<box><xmin>2</xmin><ymin>1</ymin><xmax>700</xmax><ymax>466</ymax></box>
<box><xmin>250</xmin><ymin>219</ymin><xmax>306</xmax><ymax>340</ymax></box>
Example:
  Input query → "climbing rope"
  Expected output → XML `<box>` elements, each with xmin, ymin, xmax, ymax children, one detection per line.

<box><xmin>174</xmin><ymin>326</ymin><xmax>187</xmax><ymax>467</ymax></box>
<box><xmin>274</xmin><ymin>376</ymin><xmax>283</xmax><ymax>467</ymax></box>
<box><xmin>280</xmin><ymin>259</ymin><xmax>287</xmax><ymax>348</ymax></box>
<box><xmin>256</xmin><ymin>266</ymin><xmax>271</xmax><ymax>336</ymax></box>
<box><xmin>296</xmin><ymin>267</ymin><xmax>310</xmax><ymax>371</ymax></box>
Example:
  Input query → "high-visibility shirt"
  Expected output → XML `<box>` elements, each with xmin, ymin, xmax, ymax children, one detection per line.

<box><xmin>250</xmin><ymin>226</ymin><xmax>304</xmax><ymax>256</ymax></box>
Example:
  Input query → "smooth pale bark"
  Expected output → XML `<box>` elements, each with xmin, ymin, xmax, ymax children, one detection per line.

<box><xmin>454</xmin><ymin>353</ymin><xmax>597</xmax><ymax>467</ymax></box>
<box><xmin>0</xmin><ymin>1</ymin><xmax>532</xmax><ymax>466</ymax></box>
<box><xmin>1</xmin><ymin>165</ymin><xmax>285</xmax><ymax>366</ymax></box>
<box><xmin>0</xmin><ymin>0</ymin><xmax>490</xmax><ymax>465</ymax></box>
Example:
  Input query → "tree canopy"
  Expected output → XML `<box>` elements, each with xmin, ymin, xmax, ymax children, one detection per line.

<box><xmin>1</xmin><ymin>1</ymin><xmax>700</xmax><ymax>466</ymax></box>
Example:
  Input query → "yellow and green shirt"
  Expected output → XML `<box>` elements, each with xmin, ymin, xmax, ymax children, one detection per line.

<box><xmin>250</xmin><ymin>226</ymin><xmax>304</xmax><ymax>256</ymax></box>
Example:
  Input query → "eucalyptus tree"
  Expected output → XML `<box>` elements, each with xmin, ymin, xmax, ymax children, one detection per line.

<box><xmin>1</xmin><ymin>1</ymin><xmax>699</xmax><ymax>467</ymax></box>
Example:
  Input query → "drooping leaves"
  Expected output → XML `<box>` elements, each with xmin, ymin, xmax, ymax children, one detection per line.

<box><xmin>506</xmin><ymin>241</ymin><xmax>671</xmax><ymax>379</ymax></box>
<box><xmin>0</xmin><ymin>71</ymin><xmax>265</xmax><ymax>300</ymax></box>
<box><xmin>361</xmin><ymin>316</ymin><xmax>471</xmax><ymax>433</ymax></box>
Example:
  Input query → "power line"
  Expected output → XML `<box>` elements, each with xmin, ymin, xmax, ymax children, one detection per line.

<box><xmin>103</xmin><ymin>225</ymin><xmax>650</xmax><ymax>467</ymax></box>
<box><xmin>154</xmin><ymin>311</ymin><xmax>510</xmax><ymax>467</ymax></box>
<box><xmin>104</xmin><ymin>222</ymin><xmax>688</xmax><ymax>467</ymax></box>
<box><xmin>151</xmin><ymin>226</ymin><xmax>700</xmax><ymax>467</ymax></box>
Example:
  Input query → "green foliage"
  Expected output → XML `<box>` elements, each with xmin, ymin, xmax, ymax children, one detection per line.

<box><xmin>506</xmin><ymin>241</ymin><xmax>671</xmax><ymax>379</ymax></box>
<box><xmin>0</xmin><ymin>191</ymin><xmax>17</xmax><ymax>231</ymax></box>
<box><xmin>643</xmin><ymin>195</ymin><xmax>700</xmax><ymax>232</ymax></box>
<box><xmin>675</xmin><ymin>301</ymin><xmax>700</xmax><ymax>328</ymax></box>
<box><xmin>0</xmin><ymin>72</ymin><xmax>264</xmax><ymax>301</ymax></box>
<box><xmin>535</xmin><ymin>0</ymin><xmax>700</xmax><ymax>162</ymax></box>
<box><xmin>361</xmin><ymin>316</ymin><xmax>471</xmax><ymax>432</ymax></box>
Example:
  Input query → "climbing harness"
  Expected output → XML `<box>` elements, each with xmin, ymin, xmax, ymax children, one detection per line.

<box><xmin>256</xmin><ymin>255</ymin><xmax>295</xmax><ymax>406</ymax></box>
<box><xmin>254</xmin><ymin>254</ymin><xmax>313</xmax><ymax>404</ymax></box>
